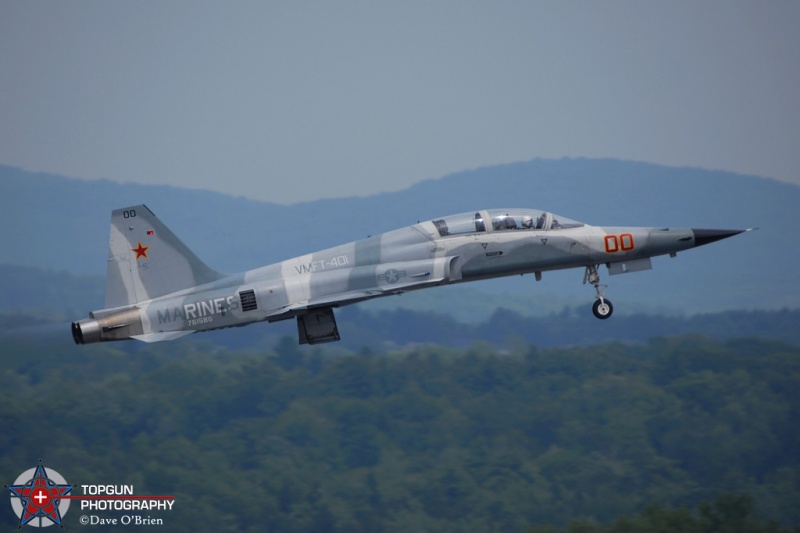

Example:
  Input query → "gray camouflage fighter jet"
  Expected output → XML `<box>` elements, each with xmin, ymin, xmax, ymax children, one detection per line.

<box><xmin>71</xmin><ymin>205</ymin><xmax>753</xmax><ymax>345</ymax></box>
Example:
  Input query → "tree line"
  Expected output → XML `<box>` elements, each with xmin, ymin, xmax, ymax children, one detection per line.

<box><xmin>1</xmin><ymin>333</ymin><xmax>798</xmax><ymax>531</ymax></box>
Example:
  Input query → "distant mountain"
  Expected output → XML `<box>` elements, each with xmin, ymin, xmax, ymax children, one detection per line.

<box><xmin>0</xmin><ymin>265</ymin><xmax>102</xmax><ymax>319</ymax></box>
<box><xmin>1</xmin><ymin>158</ymin><xmax>797</xmax><ymax>314</ymax></box>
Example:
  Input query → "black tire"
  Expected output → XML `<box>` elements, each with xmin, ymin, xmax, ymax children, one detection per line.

<box><xmin>592</xmin><ymin>298</ymin><xmax>613</xmax><ymax>319</ymax></box>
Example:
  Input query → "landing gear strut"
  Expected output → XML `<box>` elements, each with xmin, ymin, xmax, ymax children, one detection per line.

<box><xmin>584</xmin><ymin>265</ymin><xmax>613</xmax><ymax>319</ymax></box>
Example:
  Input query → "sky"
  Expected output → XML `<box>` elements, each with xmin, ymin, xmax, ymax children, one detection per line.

<box><xmin>1</xmin><ymin>1</ymin><xmax>798</xmax><ymax>205</ymax></box>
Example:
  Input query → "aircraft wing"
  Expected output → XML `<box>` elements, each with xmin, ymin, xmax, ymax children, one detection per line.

<box><xmin>267</xmin><ymin>258</ymin><xmax>462</xmax><ymax>321</ymax></box>
<box><xmin>267</xmin><ymin>285</ymin><xmax>414</xmax><ymax>320</ymax></box>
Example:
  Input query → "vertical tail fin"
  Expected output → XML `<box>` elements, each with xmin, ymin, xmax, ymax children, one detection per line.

<box><xmin>105</xmin><ymin>205</ymin><xmax>222</xmax><ymax>308</ymax></box>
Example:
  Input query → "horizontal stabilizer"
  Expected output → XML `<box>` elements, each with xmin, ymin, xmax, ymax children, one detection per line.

<box><xmin>131</xmin><ymin>331</ymin><xmax>193</xmax><ymax>343</ymax></box>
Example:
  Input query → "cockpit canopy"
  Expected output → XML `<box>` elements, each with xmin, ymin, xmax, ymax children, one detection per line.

<box><xmin>430</xmin><ymin>209</ymin><xmax>583</xmax><ymax>237</ymax></box>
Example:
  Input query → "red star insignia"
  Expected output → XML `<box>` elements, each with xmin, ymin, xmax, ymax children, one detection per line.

<box><xmin>131</xmin><ymin>241</ymin><xmax>150</xmax><ymax>260</ymax></box>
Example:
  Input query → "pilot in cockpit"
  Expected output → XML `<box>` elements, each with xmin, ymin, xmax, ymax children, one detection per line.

<box><xmin>521</xmin><ymin>216</ymin><xmax>533</xmax><ymax>229</ymax></box>
<box><xmin>474</xmin><ymin>212</ymin><xmax>486</xmax><ymax>232</ymax></box>
<box><xmin>493</xmin><ymin>215</ymin><xmax>517</xmax><ymax>230</ymax></box>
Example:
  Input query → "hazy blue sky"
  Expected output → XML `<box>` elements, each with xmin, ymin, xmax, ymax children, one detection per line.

<box><xmin>1</xmin><ymin>1</ymin><xmax>798</xmax><ymax>204</ymax></box>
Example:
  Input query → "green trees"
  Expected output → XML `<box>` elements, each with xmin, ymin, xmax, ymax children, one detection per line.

<box><xmin>1</xmin><ymin>334</ymin><xmax>798</xmax><ymax>531</ymax></box>
<box><xmin>532</xmin><ymin>493</ymin><xmax>796</xmax><ymax>533</ymax></box>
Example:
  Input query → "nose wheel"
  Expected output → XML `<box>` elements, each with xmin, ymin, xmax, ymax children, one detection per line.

<box><xmin>584</xmin><ymin>265</ymin><xmax>613</xmax><ymax>319</ymax></box>
<box><xmin>592</xmin><ymin>298</ymin><xmax>613</xmax><ymax>319</ymax></box>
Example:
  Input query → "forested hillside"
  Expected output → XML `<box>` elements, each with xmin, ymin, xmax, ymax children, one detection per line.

<box><xmin>1</xmin><ymin>334</ymin><xmax>798</xmax><ymax>531</ymax></box>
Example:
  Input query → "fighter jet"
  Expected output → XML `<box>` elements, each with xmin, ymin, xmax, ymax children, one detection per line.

<box><xmin>71</xmin><ymin>205</ymin><xmax>753</xmax><ymax>345</ymax></box>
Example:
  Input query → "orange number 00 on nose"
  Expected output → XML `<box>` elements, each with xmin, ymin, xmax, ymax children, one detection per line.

<box><xmin>604</xmin><ymin>233</ymin><xmax>635</xmax><ymax>253</ymax></box>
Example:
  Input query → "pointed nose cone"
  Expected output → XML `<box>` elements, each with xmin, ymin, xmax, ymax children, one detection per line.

<box><xmin>692</xmin><ymin>228</ymin><xmax>745</xmax><ymax>247</ymax></box>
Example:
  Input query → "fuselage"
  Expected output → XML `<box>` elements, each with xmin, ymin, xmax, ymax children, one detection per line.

<box><xmin>72</xmin><ymin>207</ymin><xmax>742</xmax><ymax>345</ymax></box>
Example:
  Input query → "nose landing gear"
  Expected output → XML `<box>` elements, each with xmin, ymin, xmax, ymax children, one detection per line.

<box><xmin>584</xmin><ymin>265</ymin><xmax>613</xmax><ymax>319</ymax></box>
<box><xmin>592</xmin><ymin>298</ymin><xmax>613</xmax><ymax>319</ymax></box>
